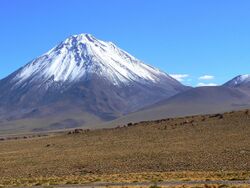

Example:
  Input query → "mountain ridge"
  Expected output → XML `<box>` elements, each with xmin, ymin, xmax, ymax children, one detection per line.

<box><xmin>1</xmin><ymin>33</ymin><xmax>250</xmax><ymax>134</ymax></box>
<box><xmin>0</xmin><ymin>33</ymin><xmax>188</xmax><ymax>133</ymax></box>
<box><xmin>107</xmin><ymin>85</ymin><xmax>250</xmax><ymax>127</ymax></box>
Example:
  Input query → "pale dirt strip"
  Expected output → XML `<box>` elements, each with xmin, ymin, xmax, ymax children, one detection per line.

<box><xmin>47</xmin><ymin>180</ymin><xmax>250</xmax><ymax>188</ymax></box>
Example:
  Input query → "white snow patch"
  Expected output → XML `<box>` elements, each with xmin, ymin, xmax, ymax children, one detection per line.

<box><xmin>230</xmin><ymin>74</ymin><xmax>250</xmax><ymax>86</ymax></box>
<box><xmin>14</xmin><ymin>34</ymin><xmax>172</xmax><ymax>86</ymax></box>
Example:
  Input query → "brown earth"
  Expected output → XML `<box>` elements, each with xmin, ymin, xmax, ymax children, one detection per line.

<box><xmin>0</xmin><ymin>110</ymin><xmax>249</xmax><ymax>186</ymax></box>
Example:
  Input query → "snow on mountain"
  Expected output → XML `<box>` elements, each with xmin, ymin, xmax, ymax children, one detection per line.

<box><xmin>0</xmin><ymin>33</ymin><xmax>188</xmax><ymax>128</ymax></box>
<box><xmin>224</xmin><ymin>74</ymin><xmax>250</xmax><ymax>87</ymax></box>
<box><xmin>14</xmin><ymin>34</ymin><xmax>174</xmax><ymax>87</ymax></box>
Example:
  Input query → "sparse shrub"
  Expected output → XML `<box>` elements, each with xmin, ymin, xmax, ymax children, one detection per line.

<box><xmin>218</xmin><ymin>185</ymin><xmax>228</xmax><ymax>188</ymax></box>
<box><xmin>155</xmin><ymin>120</ymin><xmax>161</xmax><ymax>124</ymax></box>
<box><xmin>43</xmin><ymin>186</ymin><xmax>54</xmax><ymax>188</ymax></box>
<box><xmin>68</xmin><ymin>128</ymin><xmax>85</xmax><ymax>134</ymax></box>
<box><xmin>127</xmin><ymin>122</ymin><xmax>133</xmax><ymax>127</ymax></box>
<box><xmin>149</xmin><ymin>183</ymin><xmax>161</xmax><ymax>188</ymax></box>
<box><xmin>245</xmin><ymin>109</ymin><xmax>249</xmax><ymax>115</ymax></box>
<box><xmin>34</xmin><ymin>182</ymin><xmax>42</xmax><ymax>186</ymax></box>
<box><xmin>94</xmin><ymin>178</ymin><xmax>101</xmax><ymax>182</ymax></box>
<box><xmin>65</xmin><ymin>181</ymin><xmax>74</xmax><ymax>185</ymax></box>
<box><xmin>209</xmin><ymin>113</ymin><xmax>223</xmax><ymax>119</ymax></box>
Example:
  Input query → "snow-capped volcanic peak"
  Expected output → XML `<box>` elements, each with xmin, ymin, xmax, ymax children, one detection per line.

<box><xmin>224</xmin><ymin>74</ymin><xmax>250</xmax><ymax>87</ymax></box>
<box><xmin>14</xmin><ymin>33</ymin><xmax>172</xmax><ymax>86</ymax></box>
<box><xmin>235</xmin><ymin>74</ymin><xmax>250</xmax><ymax>83</ymax></box>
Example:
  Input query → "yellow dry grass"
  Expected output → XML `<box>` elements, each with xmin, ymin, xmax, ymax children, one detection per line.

<box><xmin>0</xmin><ymin>110</ymin><xmax>249</xmax><ymax>187</ymax></box>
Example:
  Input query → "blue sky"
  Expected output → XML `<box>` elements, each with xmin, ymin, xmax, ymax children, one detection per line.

<box><xmin>1</xmin><ymin>0</ymin><xmax>250</xmax><ymax>86</ymax></box>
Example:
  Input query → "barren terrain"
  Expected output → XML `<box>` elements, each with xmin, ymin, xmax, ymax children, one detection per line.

<box><xmin>0</xmin><ymin>110</ymin><xmax>249</xmax><ymax>187</ymax></box>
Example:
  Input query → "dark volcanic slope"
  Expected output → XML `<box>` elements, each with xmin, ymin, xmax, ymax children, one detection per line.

<box><xmin>0</xmin><ymin>109</ymin><xmax>249</xmax><ymax>180</ymax></box>
<box><xmin>110</xmin><ymin>86</ymin><xmax>250</xmax><ymax>125</ymax></box>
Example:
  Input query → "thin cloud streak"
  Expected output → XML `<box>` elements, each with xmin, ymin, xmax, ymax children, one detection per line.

<box><xmin>197</xmin><ymin>82</ymin><xmax>218</xmax><ymax>87</ymax></box>
<box><xmin>170</xmin><ymin>74</ymin><xmax>189</xmax><ymax>82</ymax></box>
<box><xmin>199</xmin><ymin>75</ymin><xmax>215</xmax><ymax>80</ymax></box>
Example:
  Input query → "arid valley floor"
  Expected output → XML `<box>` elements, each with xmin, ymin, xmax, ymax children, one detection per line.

<box><xmin>0</xmin><ymin>110</ymin><xmax>249</xmax><ymax>187</ymax></box>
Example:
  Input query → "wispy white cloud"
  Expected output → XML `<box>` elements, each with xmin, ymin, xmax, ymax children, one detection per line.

<box><xmin>170</xmin><ymin>74</ymin><xmax>189</xmax><ymax>82</ymax></box>
<box><xmin>199</xmin><ymin>75</ymin><xmax>215</xmax><ymax>80</ymax></box>
<box><xmin>197</xmin><ymin>82</ymin><xmax>218</xmax><ymax>87</ymax></box>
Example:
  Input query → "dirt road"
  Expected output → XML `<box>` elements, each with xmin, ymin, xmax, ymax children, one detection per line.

<box><xmin>53</xmin><ymin>180</ymin><xmax>250</xmax><ymax>187</ymax></box>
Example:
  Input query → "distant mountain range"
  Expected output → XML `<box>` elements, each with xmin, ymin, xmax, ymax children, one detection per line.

<box><xmin>110</xmin><ymin>75</ymin><xmax>250</xmax><ymax>124</ymax></box>
<box><xmin>0</xmin><ymin>34</ymin><xmax>250</xmax><ymax>134</ymax></box>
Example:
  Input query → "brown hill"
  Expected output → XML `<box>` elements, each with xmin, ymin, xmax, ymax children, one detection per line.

<box><xmin>109</xmin><ymin>86</ymin><xmax>250</xmax><ymax>126</ymax></box>
<box><xmin>0</xmin><ymin>109</ymin><xmax>249</xmax><ymax>186</ymax></box>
